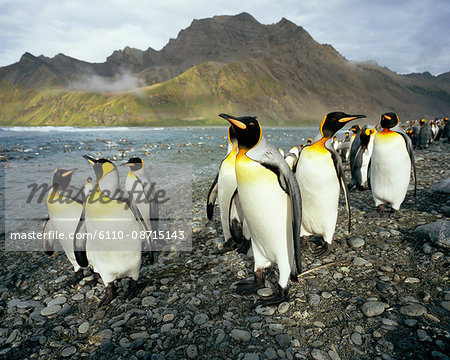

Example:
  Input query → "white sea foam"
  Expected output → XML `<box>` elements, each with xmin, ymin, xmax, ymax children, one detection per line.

<box><xmin>0</xmin><ymin>126</ymin><xmax>166</xmax><ymax>132</ymax></box>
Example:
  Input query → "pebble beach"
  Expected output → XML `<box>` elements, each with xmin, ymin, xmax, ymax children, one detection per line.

<box><xmin>0</xmin><ymin>138</ymin><xmax>449</xmax><ymax>360</ymax></box>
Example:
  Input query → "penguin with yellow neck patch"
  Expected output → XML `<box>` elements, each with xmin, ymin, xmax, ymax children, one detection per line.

<box><xmin>43</xmin><ymin>168</ymin><xmax>87</xmax><ymax>286</ymax></box>
<box><xmin>207</xmin><ymin>127</ymin><xmax>250</xmax><ymax>253</ymax></box>
<box><xmin>369</xmin><ymin>112</ymin><xmax>417</xmax><ymax>212</ymax></box>
<box><xmin>295</xmin><ymin>112</ymin><xmax>366</xmax><ymax>256</ymax></box>
<box><xmin>218</xmin><ymin>113</ymin><xmax>302</xmax><ymax>308</ymax></box>
<box><xmin>122</xmin><ymin>157</ymin><xmax>158</xmax><ymax>259</ymax></box>
<box><xmin>74</xmin><ymin>156</ymin><xmax>151</xmax><ymax>307</ymax></box>
<box><xmin>348</xmin><ymin>125</ymin><xmax>377</xmax><ymax>191</ymax></box>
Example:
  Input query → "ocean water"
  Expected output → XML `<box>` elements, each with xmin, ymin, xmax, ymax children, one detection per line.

<box><xmin>0</xmin><ymin>126</ymin><xmax>317</xmax><ymax>249</ymax></box>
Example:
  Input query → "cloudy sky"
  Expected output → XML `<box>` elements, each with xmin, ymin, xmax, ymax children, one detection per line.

<box><xmin>0</xmin><ymin>0</ymin><xmax>449</xmax><ymax>75</ymax></box>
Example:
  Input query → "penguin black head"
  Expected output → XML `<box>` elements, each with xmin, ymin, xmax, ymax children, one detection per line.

<box><xmin>350</xmin><ymin>124</ymin><xmax>361</xmax><ymax>134</ymax></box>
<box><xmin>122</xmin><ymin>157</ymin><xmax>144</xmax><ymax>171</ymax></box>
<box><xmin>307</xmin><ymin>138</ymin><xmax>313</xmax><ymax>144</ymax></box>
<box><xmin>380</xmin><ymin>112</ymin><xmax>399</xmax><ymax>129</ymax></box>
<box><xmin>84</xmin><ymin>155</ymin><xmax>116</xmax><ymax>182</ymax></box>
<box><xmin>320</xmin><ymin>112</ymin><xmax>366</xmax><ymax>138</ymax></box>
<box><xmin>219</xmin><ymin>113</ymin><xmax>260</xmax><ymax>150</ymax></box>
<box><xmin>52</xmin><ymin>168</ymin><xmax>77</xmax><ymax>191</ymax></box>
<box><xmin>359</xmin><ymin>126</ymin><xmax>373</xmax><ymax>147</ymax></box>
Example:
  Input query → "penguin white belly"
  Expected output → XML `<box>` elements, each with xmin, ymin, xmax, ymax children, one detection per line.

<box><xmin>47</xmin><ymin>196</ymin><xmax>83</xmax><ymax>272</ymax></box>
<box><xmin>360</xmin><ymin>141</ymin><xmax>374</xmax><ymax>187</ymax></box>
<box><xmin>217</xmin><ymin>156</ymin><xmax>237</xmax><ymax>240</ymax></box>
<box><xmin>85</xmin><ymin>194</ymin><xmax>142</xmax><ymax>285</ymax></box>
<box><xmin>370</xmin><ymin>132</ymin><xmax>411</xmax><ymax>210</ymax></box>
<box><xmin>235</xmin><ymin>155</ymin><xmax>293</xmax><ymax>271</ymax></box>
<box><xmin>296</xmin><ymin>150</ymin><xmax>339</xmax><ymax>244</ymax></box>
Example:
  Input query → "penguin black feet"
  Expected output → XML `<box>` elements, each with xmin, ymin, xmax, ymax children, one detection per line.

<box><xmin>65</xmin><ymin>269</ymin><xmax>84</xmax><ymax>288</ymax></box>
<box><xmin>126</xmin><ymin>279</ymin><xmax>141</xmax><ymax>300</ymax></box>
<box><xmin>251</xmin><ymin>284</ymin><xmax>289</xmax><ymax>309</ymax></box>
<box><xmin>311</xmin><ymin>241</ymin><xmax>331</xmax><ymax>258</ymax></box>
<box><xmin>98</xmin><ymin>283</ymin><xmax>117</xmax><ymax>308</ymax></box>
<box><xmin>235</xmin><ymin>268</ymin><xmax>265</xmax><ymax>295</ymax></box>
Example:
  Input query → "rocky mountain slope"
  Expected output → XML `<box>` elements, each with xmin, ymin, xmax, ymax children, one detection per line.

<box><xmin>0</xmin><ymin>13</ymin><xmax>449</xmax><ymax>126</ymax></box>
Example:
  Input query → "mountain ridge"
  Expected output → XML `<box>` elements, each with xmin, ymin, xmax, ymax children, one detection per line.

<box><xmin>0</xmin><ymin>12</ymin><xmax>448</xmax><ymax>126</ymax></box>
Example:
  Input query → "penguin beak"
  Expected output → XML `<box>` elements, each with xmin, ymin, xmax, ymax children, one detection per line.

<box><xmin>219</xmin><ymin>113</ymin><xmax>247</xmax><ymax>130</ymax></box>
<box><xmin>62</xmin><ymin>168</ymin><xmax>77</xmax><ymax>177</ymax></box>
<box><xmin>83</xmin><ymin>155</ymin><xmax>96</xmax><ymax>165</ymax></box>
<box><xmin>121</xmin><ymin>163</ymin><xmax>133</xmax><ymax>167</ymax></box>
<box><xmin>338</xmin><ymin>114</ymin><xmax>366</xmax><ymax>123</ymax></box>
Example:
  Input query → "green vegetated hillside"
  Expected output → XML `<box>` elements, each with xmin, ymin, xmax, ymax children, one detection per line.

<box><xmin>0</xmin><ymin>61</ymin><xmax>316</xmax><ymax>127</ymax></box>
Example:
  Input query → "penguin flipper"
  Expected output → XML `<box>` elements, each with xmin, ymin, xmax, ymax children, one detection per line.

<box><xmin>394</xmin><ymin>129</ymin><xmax>417</xmax><ymax>197</ymax></box>
<box><xmin>42</xmin><ymin>217</ymin><xmax>55</xmax><ymax>256</ymax></box>
<box><xmin>206</xmin><ymin>173</ymin><xmax>219</xmax><ymax>220</ymax></box>
<box><xmin>228</xmin><ymin>189</ymin><xmax>250</xmax><ymax>249</ymax></box>
<box><xmin>250</xmin><ymin>147</ymin><xmax>302</xmax><ymax>274</ymax></box>
<box><xmin>121</xmin><ymin>191</ymin><xmax>154</xmax><ymax>263</ymax></box>
<box><xmin>73</xmin><ymin>205</ymin><xmax>89</xmax><ymax>267</ymax></box>
<box><xmin>326</xmin><ymin>142</ymin><xmax>351</xmax><ymax>233</ymax></box>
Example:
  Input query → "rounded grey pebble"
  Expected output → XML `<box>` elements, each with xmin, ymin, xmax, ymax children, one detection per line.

<box><xmin>265</xmin><ymin>348</ymin><xmax>278</xmax><ymax>360</ymax></box>
<box><xmin>40</xmin><ymin>305</ymin><xmax>61</xmax><ymax>317</ymax></box>
<box><xmin>231</xmin><ymin>329</ymin><xmax>251</xmax><ymax>342</ymax></box>
<box><xmin>61</xmin><ymin>346</ymin><xmax>76</xmax><ymax>357</ymax></box>
<box><xmin>48</xmin><ymin>296</ymin><xmax>67</xmax><ymax>307</ymax></box>
<box><xmin>311</xmin><ymin>348</ymin><xmax>328</xmax><ymax>360</ymax></box>
<box><xmin>351</xmin><ymin>332</ymin><xmax>363</xmax><ymax>345</ymax></box>
<box><xmin>276</xmin><ymin>333</ymin><xmax>292</xmax><ymax>348</ymax></box>
<box><xmin>257</xmin><ymin>288</ymin><xmax>273</xmax><ymax>297</ymax></box>
<box><xmin>186</xmin><ymin>344</ymin><xmax>198</xmax><ymax>359</ymax></box>
<box><xmin>255</xmin><ymin>307</ymin><xmax>275</xmax><ymax>316</ymax></box>
<box><xmin>278</xmin><ymin>302</ymin><xmax>289</xmax><ymax>314</ymax></box>
<box><xmin>361</xmin><ymin>301</ymin><xmax>385</xmax><ymax>317</ymax></box>
<box><xmin>78</xmin><ymin>321</ymin><xmax>89</xmax><ymax>334</ymax></box>
<box><xmin>348</xmin><ymin>237</ymin><xmax>365</xmax><ymax>248</ymax></box>
<box><xmin>193</xmin><ymin>313</ymin><xmax>209</xmax><ymax>325</ymax></box>
<box><xmin>244</xmin><ymin>353</ymin><xmax>259</xmax><ymax>360</ymax></box>
<box><xmin>308</xmin><ymin>294</ymin><xmax>321</xmax><ymax>306</ymax></box>
<box><xmin>399</xmin><ymin>304</ymin><xmax>427</xmax><ymax>317</ymax></box>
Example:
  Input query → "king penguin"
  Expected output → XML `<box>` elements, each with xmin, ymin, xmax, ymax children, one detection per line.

<box><xmin>348</xmin><ymin>125</ymin><xmax>376</xmax><ymax>191</ymax></box>
<box><xmin>218</xmin><ymin>113</ymin><xmax>302</xmax><ymax>307</ymax></box>
<box><xmin>369</xmin><ymin>113</ymin><xmax>417</xmax><ymax>211</ymax></box>
<box><xmin>74</xmin><ymin>156</ymin><xmax>151</xmax><ymax>307</ymax></box>
<box><xmin>122</xmin><ymin>157</ymin><xmax>159</xmax><ymax>258</ymax></box>
<box><xmin>43</xmin><ymin>168</ymin><xmax>87</xmax><ymax>286</ymax></box>
<box><xmin>207</xmin><ymin>126</ymin><xmax>251</xmax><ymax>254</ymax></box>
<box><xmin>295</xmin><ymin>112</ymin><xmax>366</xmax><ymax>256</ymax></box>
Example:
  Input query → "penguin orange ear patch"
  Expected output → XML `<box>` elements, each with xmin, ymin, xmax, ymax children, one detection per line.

<box><xmin>228</xmin><ymin>118</ymin><xmax>247</xmax><ymax>130</ymax></box>
<box><xmin>102</xmin><ymin>162</ymin><xmax>115</xmax><ymax>175</ymax></box>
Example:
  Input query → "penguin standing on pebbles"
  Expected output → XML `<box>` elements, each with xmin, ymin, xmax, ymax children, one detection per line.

<box><xmin>219</xmin><ymin>113</ymin><xmax>302</xmax><ymax>307</ymax></box>
<box><xmin>123</xmin><ymin>157</ymin><xmax>159</xmax><ymax>257</ymax></box>
<box><xmin>74</xmin><ymin>156</ymin><xmax>151</xmax><ymax>307</ymax></box>
<box><xmin>295</xmin><ymin>112</ymin><xmax>366</xmax><ymax>256</ymax></box>
<box><xmin>369</xmin><ymin>113</ymin><xmax>417</xmax><ymax>212</ymax></box>
<box><xmin>43</xmin><ymin>168</ymin><xmax>86</xmax><ymax>286</ymax></box>
<box><xmin>207</xmin><ymin>127</ymin><xmax>250</xmax><ymax>253</ymax></box>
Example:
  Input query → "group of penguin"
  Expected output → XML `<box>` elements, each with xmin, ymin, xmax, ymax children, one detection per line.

<box><xmin>207</xmin><ymin>111</ymin><xmax>426</xmax><ymax>307</ymax></box>
<box><xmin>404</xmin><ymin>117</ymin><xmax>450</xmax><ymax>149</ymax></box>
<box><xmin>43</xmin><ymin>111</ymin><xmax>444</xmax><ymax>309</ymax></box>
<box><xmin>43</xmin><ymin>156</ymin><xmax>158</xmax><ymax>307</ymax></box>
